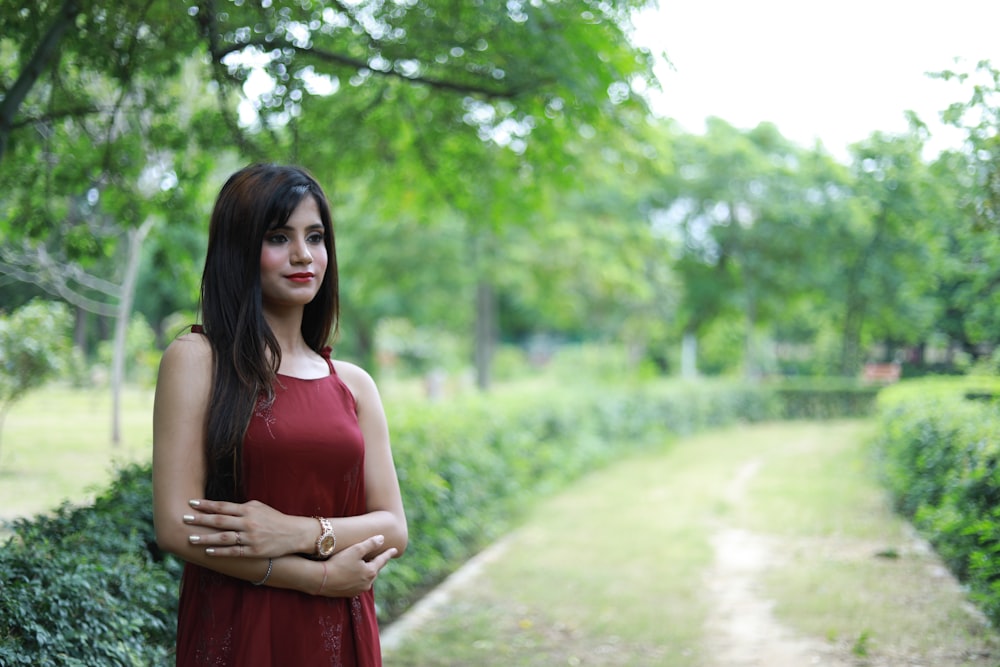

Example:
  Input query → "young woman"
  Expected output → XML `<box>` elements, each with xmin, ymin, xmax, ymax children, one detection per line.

<box><xmin>152</xmin><ymin>164</ymin><xmax>407</xmax><ymax>666</ymax></box>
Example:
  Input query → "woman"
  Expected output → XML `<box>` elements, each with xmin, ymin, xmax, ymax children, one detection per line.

<box><xmin>153</xmin><ymin>164</ymin><xmax>407</xmax><ymax>666</ymax></box>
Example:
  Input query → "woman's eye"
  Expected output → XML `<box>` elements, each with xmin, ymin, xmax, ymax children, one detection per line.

<box><xmin>308</xmin><ymin>233</ymin><xmax>325</xmax><ymax>244</ymax></box>
<box><xmin>266</xmin><ymin>234</ymin><xmax>288</xmax><ymax>244</ymax></box>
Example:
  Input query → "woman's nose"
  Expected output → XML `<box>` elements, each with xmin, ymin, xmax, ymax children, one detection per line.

<box><xmin>291</xmin><ymin>239</ymin><xmax>312</xmax><ymax>263</ymax></box>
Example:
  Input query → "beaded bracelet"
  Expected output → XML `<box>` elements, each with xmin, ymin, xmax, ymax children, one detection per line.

<box><xmin>252</xmin><ymin>558</ymin><xmax>273</xmax><ymax>586</ymax></box>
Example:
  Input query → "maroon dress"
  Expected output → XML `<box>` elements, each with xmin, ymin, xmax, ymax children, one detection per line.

<box><xmin>174</xmin><ymin>350</ymin><xmax>382</xmax><ymax>666</ymax></box>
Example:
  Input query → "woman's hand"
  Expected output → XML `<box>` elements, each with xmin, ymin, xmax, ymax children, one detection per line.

<box><xmin>319</xmin><ymin>535</ymin><xmax>398</xmax><ymax>598</ymax></box>
<box><xmin>183</xmin><ymin>498</ymin><xmax>311</xmax><ymax>559</ymax></box>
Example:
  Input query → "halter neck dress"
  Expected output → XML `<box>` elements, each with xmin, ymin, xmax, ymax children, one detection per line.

<box><xmin>174</xmin><ymin>340</ymin><xmax>382</xmax><ymax>666</ymax></box>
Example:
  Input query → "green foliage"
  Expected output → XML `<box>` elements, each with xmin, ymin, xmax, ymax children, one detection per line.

<box><xmin>377</xmin><ymin>378</ymin><xmax>780</xmax><ymax>619</ymax></box>
<box><xmin>0</xmin><ymin>463</ymin><xmax>183</xmax><ymax>666</ymax></box>
<box><xmin>770</xmin><ymin>378</ymin><xmax>882</xmax><ymax>420</ymax></box>
<box><xmin>874</xmin><ymin>377</ymin><xmax>1000</xmax><ymax>626</ymax></box>
<box><xmin>96</xmin><ymin>314</ymin><xmax>161</xmax><ymax>387</ymax></box>
<box><xmin>852</xmin><ymin>629</ymin><xmax>873</xmax><ymax>657</ymax></box>
<box><xmin>0</xmin><ymin>299</ymin><xmax>72</xmax><ymax>440</ymax></box>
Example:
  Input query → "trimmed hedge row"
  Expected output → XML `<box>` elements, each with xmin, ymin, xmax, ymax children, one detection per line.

<box><xmin>0</xmin><ymin>465</ymin><xmax>181</xmax><ymax>666</ymax></box>
<box><xmin>873</xmin><ymin>377</ymin><xmax>1000</xmax><ymax>627</ymax></box>
<box><xmin>375</xmin><ymin>379</ymin><xmax>781</xmax><ymax>619</ymax></box>
<box><xmin>769</xmin><ymin>378</ymin><xmax>882</xmax><ymax>420</ymax></box>
<box><xmin>0</xmin><ymin>377</ymin><xmax>877</xmax><ymax>663</ymax></box>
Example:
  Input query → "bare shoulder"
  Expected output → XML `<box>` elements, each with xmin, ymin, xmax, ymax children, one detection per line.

<box><xmin>162</xmin><ymin>332</ymin><xmax>212</xmax><ymax>365</ymax></box>
<box><xmin>158</xmin><ymin>332</ymin><xmax>213</xmax><ymax>390</ymax></box>
<box><xmin>331</xmin><ymin>359</ymin><xmax>380</xmax><ymax>403</ymax></box>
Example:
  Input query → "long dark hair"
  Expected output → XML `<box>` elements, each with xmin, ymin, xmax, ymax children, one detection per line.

<box><xmin>199</xmin><ymin>164</ymin><xmax>339</xmax><ymax>501</ymax></box>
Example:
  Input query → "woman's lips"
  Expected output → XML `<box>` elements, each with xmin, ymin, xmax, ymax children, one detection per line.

<box><xmin>285</xmin><ymin>273</ymin><xmax>314</xmax><ymax>283</ymax></box>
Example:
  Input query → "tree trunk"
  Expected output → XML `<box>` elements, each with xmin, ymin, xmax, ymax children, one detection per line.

<box><xmin>474</xmin><ymin>279</ymin><xmax>496</xmax><ymax>391</ymax></box>
<box><xmin>744</xmin><ymin>284</ymin><xmax>759</xmax><ymax>380</ymax></box>
<box><xmin>0</xmin><ymin>402</ymin><xmax>10</xmax><ymax>467</ymax></box>
<box><xmin>681</xmin><ymin>330</ymin><xmax>698</xmax><ymax>379</ymax></box>
<box><xmin>0</xmin><ymin>0</ymin><xmax>81</xmax><ymax>161</ymax></box>
<box><xmin>110</xmin><ymin>217</ymin><xmax>154</xmax><ymax>446</ymax></box>
<box><xmin>840</xmin><ymin>301</ymin><xmax>865</xmax><ymax>377</ymax></box>
<box><xmin>73</xmin><ymin>307</ymin><xmax>87</xmax><ymax>351</ymax></box>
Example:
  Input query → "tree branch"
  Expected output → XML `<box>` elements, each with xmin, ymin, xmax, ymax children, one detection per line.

<box><xmin>0</xmin><ymin>0</ymin><xmax>82</xmax><ymax>162</ymax></box>
<box><xmin>214</xmin><ymin>38</ymin><xmax>531</xmax><ymax>99</ymax></box>
<box><xmin>10</xmin><ymin>105</ymin><xmax>103</xmax><ymax>131</ymax></box>
<box><xmin>0</xmin><ymin>259</ymin><xmax>119</xmax><ymax>318</ymax></box>
<box><xmin>0</xmin><ymin>245</ymin><xmax>122</xmax><ymax>318</ymax></box>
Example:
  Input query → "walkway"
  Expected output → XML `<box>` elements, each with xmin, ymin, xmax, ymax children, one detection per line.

<box><xmin>381</xmin><ymin>421</ymin><xmax>1000</xmax><ymax>666</ymax></box>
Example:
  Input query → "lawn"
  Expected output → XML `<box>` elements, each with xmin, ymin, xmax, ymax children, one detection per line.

<box><xmin>0</xmin><ymin>384</ymin><xmax>154</xmax><ymax>523</ymax></box>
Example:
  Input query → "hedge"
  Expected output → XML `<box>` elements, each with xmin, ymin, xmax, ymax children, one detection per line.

<box><xmin>768</xmin><ymin>377</ymin><xmax>882</xmax><ymax>420</ymax></box>
<box><xmin>1</xmin><ymin>377</ymin><xmax>878</xmax><ymax>662</ymax></box>
<box><xmin>0</xmin><ymin>464</ymin><xmax>181</xmax><ymax>666</ymax></box>
<box><xmin>873</xmin><ymin>376</ymin><xmax>1000</xmax><ymax>627</ymax></box>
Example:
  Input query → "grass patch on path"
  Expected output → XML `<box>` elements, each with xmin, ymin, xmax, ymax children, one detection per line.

<box><xmin>382</xmin><ymin>420</ymin><xmax>1000</xmax><ymax>666</ymax></box>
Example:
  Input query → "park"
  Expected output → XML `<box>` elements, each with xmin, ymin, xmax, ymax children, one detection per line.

<box><xmin>3</xmin><ymin>2</ymin><xmax>1000</xmax><ymax>665</ymax></box>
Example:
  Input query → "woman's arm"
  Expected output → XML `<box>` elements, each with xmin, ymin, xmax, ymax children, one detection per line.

<box><xmin>151</xmin><ymin>335</ymin><xmax>396</xmax><ymax>595</ymax></box>
<box><xmin>336</xmin><ymin>359</ymin><xmax>408</xmax><ymax>556</ymax></box>
<box><xmin>187</xmin><ymin>359</ymin><xmax>408</xmax><ymax>561</ymax></box>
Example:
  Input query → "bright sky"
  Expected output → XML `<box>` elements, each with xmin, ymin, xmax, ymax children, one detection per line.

<box><xmin>632</xmin><ymin>0</ymin><xmax>1000</xmax><ymax>160</ymax></box>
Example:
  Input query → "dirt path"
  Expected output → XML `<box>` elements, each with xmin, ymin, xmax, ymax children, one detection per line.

<box><xmin>702</xmin><ymin>460</ymin><xmax>852</xmax><ymax>667</ymax></box>
<box><xmin>381</xmin><ymin>423</ymin><xmax>1000</xmax><ymax>666</ymax></box>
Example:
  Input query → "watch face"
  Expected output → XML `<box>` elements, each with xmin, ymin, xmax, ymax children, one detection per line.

<box><xmin>319</xmin><ymin>535</ymin><xmax>336</xmax><ymax>555</ymax></box>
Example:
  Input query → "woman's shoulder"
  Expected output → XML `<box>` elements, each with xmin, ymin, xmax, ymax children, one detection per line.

<box><xmin>330</xmin><ymin>359</ymin><xmax>379</xmax><ymax>402</ymax></box>
<box><xmin>331</xmin><ymin>358</ymin><xmax>374</xmax><ymax>386</ymax></box>
<box><xmin>155</xmin><ymin>330</ymin><xmax>213</xmax><ymax>404</ymax></box>
<box><xmin>160</xmin><ymin>330</ymin><xmax>213</xmax><ymax>375</ymax></box>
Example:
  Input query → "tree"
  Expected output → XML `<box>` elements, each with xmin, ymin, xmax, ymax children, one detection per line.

<box><xmin>658</xmin><ymin>119</ymin><xmax>826</xmax><ymax>377</ymax></box>
<box><xmin>927</xmin><ymin>61</ymin><xmax>1000</xmax><ymax>360</ymax></box>
<box><xmin>2</xmin><ymin>0</ymin><xmax>661</xmax><ymax>392</ymax></box>
<box><xmin>0</xmin><ymin>299</ymin><xmax>72</xmax><ymax>459</ymax></box>
<box><xmin>934</xmin><ymin>60</ymin><xmax>1000</xmax><ymax>230</ymax></box>
<box><xmin>832</xmin><ymin>128</ymin><xmax>941</xmax><ymax>374</ymax></box>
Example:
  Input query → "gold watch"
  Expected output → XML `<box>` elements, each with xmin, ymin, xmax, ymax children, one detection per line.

<box><xmin>313</xmin><ymin>516</ymin><xmax>336</xmax><ymax>559</ymax></box>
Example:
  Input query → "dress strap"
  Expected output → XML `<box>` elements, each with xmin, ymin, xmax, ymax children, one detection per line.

<box><xmin>320</xmin><ymin>346</ymin><xmax>336</xmax><ymax>374</ymax></box>
<box><xmin>191</xmin><ymin>324</ymin><xmax>204</xmax><ymax>334</ymax></box>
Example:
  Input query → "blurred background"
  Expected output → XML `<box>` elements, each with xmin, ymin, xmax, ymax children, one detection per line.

<box><xmin>6</xmin><ymin>3</ymin><xmax>1000</xmax><ymax>662</ymax></box>
<box><xmin>1</xmin><ymin>0</ymin><xmax>999</xmax><ymax>505</ymax></box>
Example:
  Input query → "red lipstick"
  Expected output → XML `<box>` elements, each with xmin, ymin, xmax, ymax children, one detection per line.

<box><xmin>286</xmin><ymin>272</ymin><xmax>314</xmax><ymax>283</ymax></box>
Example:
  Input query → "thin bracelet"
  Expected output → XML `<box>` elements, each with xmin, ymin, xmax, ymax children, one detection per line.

<box><xmin>252</xmin><ymin>558</ymin><xmax>273</xmax><ymax>586</ymax></box>
<box><xmin>316</xmin><ymin>560</ymin><xmax>328</xmax><ymax>596</ymax></box>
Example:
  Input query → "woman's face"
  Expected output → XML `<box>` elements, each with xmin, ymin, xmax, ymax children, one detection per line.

<box><xmin>259</xmin><ymin>195</ymin><xmax>329</xmax><ymax>313</ymax></box>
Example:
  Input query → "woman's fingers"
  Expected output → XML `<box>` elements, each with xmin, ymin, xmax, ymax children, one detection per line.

<box><xmin>188</xmin><ymin>498</ymin><xmax>241</xmax><ymax>514</ymax></box>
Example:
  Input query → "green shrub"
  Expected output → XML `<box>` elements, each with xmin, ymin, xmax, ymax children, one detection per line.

<box><xmin>874</xmin><ymin>377</ymin><xmax>1000</xmax><ymax>626</ymax></box>
<box><xmin>375</xmin><ymin>378</ymin><xmax>781</xmax><ymax>619</ymax></box>
<box><xmin>1</xmin><ymin>377</ymin><xmax>818</xmax><ymax>660</ymax></box>
<box><xmin>0</xmin><ymin>463</ymin><xmax>183</xmax><ymax>666</ymax></box>
<box><xmin>770</xmin><ymin>378</ymin><xmax>882</xmax><ymax>420</ymax></box>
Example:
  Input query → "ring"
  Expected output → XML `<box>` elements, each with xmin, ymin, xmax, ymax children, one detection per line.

<box><xmin>240</xmin><ymin>545</ymin><xmax>245</xmax><ymax>557</ymax></box>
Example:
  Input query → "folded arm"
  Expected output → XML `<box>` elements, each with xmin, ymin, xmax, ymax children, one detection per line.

<box><xmin>151</xmin><ymin>335</ymin><xmax>398</xmax><ymax>596</ymax></box>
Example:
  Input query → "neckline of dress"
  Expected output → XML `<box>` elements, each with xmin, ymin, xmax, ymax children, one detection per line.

<box><xmin>276</xmin><ymin>370</ymin><xmax>332</xmax><ymax>382</ymax></box>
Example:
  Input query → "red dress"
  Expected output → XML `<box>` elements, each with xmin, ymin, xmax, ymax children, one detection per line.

<box><xmin>174</xmin><ymin>352</ymin><xmax>382</xmax><ymax>666</ymax></box>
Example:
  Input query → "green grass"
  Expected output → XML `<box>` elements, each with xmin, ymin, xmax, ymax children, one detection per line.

<box><xmin>740</xmin><ymin>422</ymin><xmax>996</xmax><ymax>660</ymax></box>
<box><xmin>382</xmin><ymin>420</ymin><xmax>1000</xmax><ymax>667</ymax></box>
<box><xmin>0</xmin><ymin>384</ymin><xmax>154</xmax><ymax>522</ymax></box>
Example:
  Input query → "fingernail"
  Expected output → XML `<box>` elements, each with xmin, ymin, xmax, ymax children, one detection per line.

<box><xmin>206</xmin><ymin>548</ymin><xmax>215</xmax><ymax>555</ymax></box>
<box><xmin>189</xmin><ymin>535</ymin><xmax>201</xmax><ymax>544</ymax></box>
<box><xmin>188</xmin><ymin>499</ymin><xmax>201</xmax><ymax>507</ymax></box>
<box><xmin>183</xmin><ymin>515</ymin><xmax>195</xmax><ymax>523</ymax></box>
